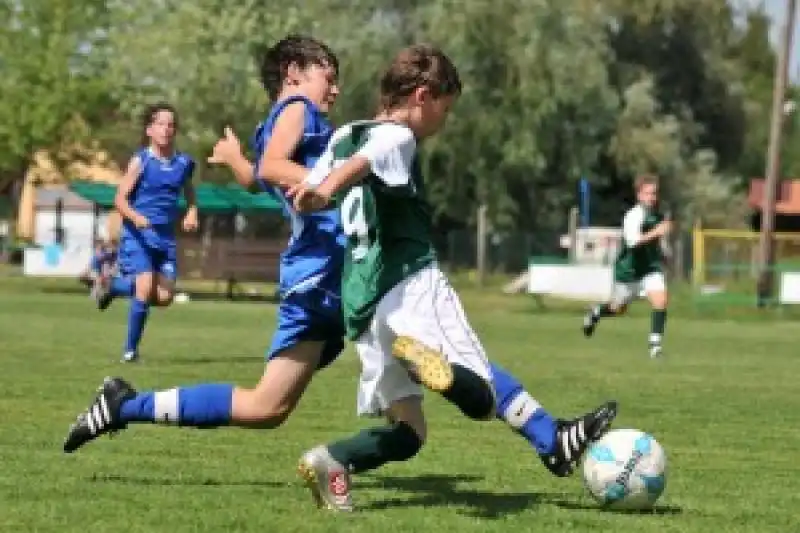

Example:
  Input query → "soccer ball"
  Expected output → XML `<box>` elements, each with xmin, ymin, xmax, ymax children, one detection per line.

<box><xmin>582</xmin><ymin>428</ymin><xmax>667</xmax><ymax>510</ymax></box>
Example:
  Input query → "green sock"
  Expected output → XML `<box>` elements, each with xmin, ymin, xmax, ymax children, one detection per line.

<box><xmin>441</xmin><ymin>365</ymin><xmax>495</xmax><ymax>420</ymax></box>
<box><xmin>327</xmin><ymin>422</ymin><xmax>423</xmax><ymax>474</ymax></box>
<box><xmin>650</xmin><ymin>309</ymin><xmax>667</xmax><ymax>344</ymax></box>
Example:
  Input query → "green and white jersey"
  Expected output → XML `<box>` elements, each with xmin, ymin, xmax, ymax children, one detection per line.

<box><xmin>614</xmin><ymin>204</ymin><xmax>664</xmax><ymax>283</ymax></box>
<box><xmin>306</xmin><ymin>121</ymin><xmax>436</xmax><ymax>340</ymax></box>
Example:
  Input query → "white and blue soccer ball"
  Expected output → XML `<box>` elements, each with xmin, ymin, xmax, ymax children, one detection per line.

<box><xmin>582</xmin><ymin>428</ymin><xmax>667</xmax><ymax>510</ymax></box>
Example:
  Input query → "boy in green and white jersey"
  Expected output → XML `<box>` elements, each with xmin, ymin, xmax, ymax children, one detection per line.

<box><xmin>583</xmin><ymin>175</ymin><xmax>672</xmax><ymax>357</ymax></box>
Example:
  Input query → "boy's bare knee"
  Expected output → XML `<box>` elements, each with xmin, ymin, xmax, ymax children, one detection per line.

<box><xmin>244</xmin><ymin>399</ymin><xmax>295</xmax><ymax>429</ymax></box>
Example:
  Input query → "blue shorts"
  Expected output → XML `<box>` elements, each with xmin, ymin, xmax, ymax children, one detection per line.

<box><xmin>266</xmin><ymin>285</ymin><xmax>345</xmax><ymax>370</ymax></box>
<box><xmin>119</xmin><ymin>226</ymin><xmax>177</xmax><ymax>280</ymax></box>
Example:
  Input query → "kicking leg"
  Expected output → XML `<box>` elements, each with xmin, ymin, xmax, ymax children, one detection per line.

<box><xmin>62</xmin><ymin>341</ymin><xmax>325</xmax><ymax>452</ymax></box>
<box><xmin>492</xmin><ymin>362</ymin><xmax>617</xmax><ymax>476</ymax></box>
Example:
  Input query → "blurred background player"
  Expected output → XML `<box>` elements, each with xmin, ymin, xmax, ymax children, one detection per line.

<box><xmin>582</xmin><ymin>175</ymin><xmax>671</xmax><ymax>358</ymax></box>
<box><xmin>93</xmin><ymin>103</ymin><xmax>198</xmax><ymax>362</ymax></box>
<box><xmin>80</xmin><ymin>213</ymin><xmax>122</xmax><ymax>292</ymax></box>
<box><xmin>288</xmin><ymin>44</ymin><xmax>617</xmax><ymax>511</ymax></box>
<box><xmin>63</xmin><ymin>37</ymin><xmax>615</xmax><ymax>489</ymax></box>
<box><xmin>79</xmin><ymin>238</ymin><xmax>116</xmax><ymax>291</ymax></box>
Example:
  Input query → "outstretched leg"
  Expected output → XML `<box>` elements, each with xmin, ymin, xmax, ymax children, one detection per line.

<box><xmin>62</xmin><ymin>341</ymin><xmax>326</xmax><ymax>452</ymax></box>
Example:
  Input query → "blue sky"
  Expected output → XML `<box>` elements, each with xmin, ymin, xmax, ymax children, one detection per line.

<box><xmin>733</xmin><ymin>0</ymin><xmax>800</xmax><ymax>78</ymax></box>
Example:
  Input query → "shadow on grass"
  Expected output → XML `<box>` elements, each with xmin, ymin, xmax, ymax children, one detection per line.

<box><xmin>357</xmin><ymin>474</ymin><xmax>542</xmax><ymax>518</ymax></box>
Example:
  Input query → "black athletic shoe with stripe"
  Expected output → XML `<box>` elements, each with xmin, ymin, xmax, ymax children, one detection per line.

<box><xmin>63</xmin><ymin>377</ymin><xmax>136</xmax><ymax>453</ymax></box>
<box><xmin>540</xmin><ymin>400</ymin><xmax>618</xmax><ymax>477</ymax></box>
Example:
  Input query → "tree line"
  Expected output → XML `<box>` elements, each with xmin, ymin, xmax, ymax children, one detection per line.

<box><xmin>1</xmin><ymin>0</ymin><xmax>797</xmax><ymax>237</ymax></box>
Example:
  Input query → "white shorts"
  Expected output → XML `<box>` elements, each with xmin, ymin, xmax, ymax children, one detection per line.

<box><xmin>355</xmin><ymin>265</ymin><xmax>493</xmax><ymax>417</ymax></box>
<box><xmin>611</xmin><ymin>272</ymin><xmax>666</xmax><ymax>306</ymax></box>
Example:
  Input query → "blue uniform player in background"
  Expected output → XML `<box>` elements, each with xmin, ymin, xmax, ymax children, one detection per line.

<box><xmin>94</xmin><ymin>103</ymin><xmax>198</xmax><ymax>362</ymax></box>
<box><xmin>79</xmin><ymin>239</ymin><xmax>117</xmax><ymax>290</ymax></box>
<box><xmin>63</xmin><ymin>36</ymin><xmax>615</xmax><ymax>481</ymax></box>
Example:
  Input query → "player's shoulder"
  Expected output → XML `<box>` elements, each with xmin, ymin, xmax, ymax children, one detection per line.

<box><xmin>131</xmin><ymin>148</ymin><xmax>149</xmax><ymax>164</ymax></box>
<box><xmin>367</xmin><ymin>122</ymin><xmax>415</xmax><ymax>145</ymax></box>
<box><xmin>335</xmin><ymin>120</ymin><xmax>416</xmax><ymax>150</ymax></box>
<box><xmin>623</xmin><ymin>204</ymin><xmax>645</xmax><ymax>220</ymax></box>
<box><xmin>270</xmin><ymin>96</ymin><xmax>318</xmax><ymax>123</ymax></box>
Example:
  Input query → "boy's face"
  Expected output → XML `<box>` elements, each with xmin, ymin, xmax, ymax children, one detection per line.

<box><xmin>147</xmin><ymin>110</ymin><xmax>176</xmax><ymax>148</ymax></box>
<box><xmin>412</xmin><ymin>89</ymin><xmax>455</xmax><ymax>138</ymax></box>
<box><xmin>638</xmin><ymin>183</ymin><xmax>658</xmax><ymax>208</ymax></box>
<box><xmin>291</xmin><ymin>62</ymin><xmax>339</xmax><ymax>113</ymax></box>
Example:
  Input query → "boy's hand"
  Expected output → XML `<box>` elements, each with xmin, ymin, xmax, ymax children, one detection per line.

<box><xmin>132</xmin><ymin>213</ymin><xmax>150</xmax><ymax>229</ymax></box>
<box><xmin>207</xmin><ymin>127</ymin><xmax>242</xmax><ymax>166</ymax></box>
<box><xmin>288</xmin><ymin>183</ymin><xmax>331</xmax><ymax>213</ymax></box>
<box><xmin>182</xmin><ymin>207</ymin><xmax>199</xmax><ymax>232</ymax></box>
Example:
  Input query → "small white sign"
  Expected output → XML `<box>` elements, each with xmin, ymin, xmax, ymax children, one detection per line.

<box><xmin>528</xmin><ymin>263</ymin><xmax>613</xmax><ymax>301</ymax></box>
<box><xmin>779</xmin><ymin>271</ymin><xmax>800</xmax><ymax>304</ymax></box>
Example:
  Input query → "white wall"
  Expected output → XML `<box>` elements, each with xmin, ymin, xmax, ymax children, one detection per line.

<box><xmin>25</xmin><ymin>209</ymin><xmax>108</xmax><ymax>277</ymax></box>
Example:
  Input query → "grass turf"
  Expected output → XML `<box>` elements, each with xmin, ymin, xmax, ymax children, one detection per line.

<box><xmin>0</xmin><ymin>281</ymin><xmax>797</xmax><ymax>532</ymax></box>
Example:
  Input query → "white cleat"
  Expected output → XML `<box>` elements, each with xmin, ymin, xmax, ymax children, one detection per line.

<box><xmin>121</xmin><ymin>351</ymin><xmax>139</xmax><ymax>363</ymax></box>
<box><xmin>649</xmin><ymin>344</ymin><xmax>663</xmax><ymax>359</ymax></box>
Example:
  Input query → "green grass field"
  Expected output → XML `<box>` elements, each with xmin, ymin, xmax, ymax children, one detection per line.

<box><xmin>1</xmin><ymin>279</ymin><xmax>798</xmax><ymax>532</ymax></box>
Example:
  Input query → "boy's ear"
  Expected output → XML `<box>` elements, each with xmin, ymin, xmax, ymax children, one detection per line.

<box><xmin>412</xmin><ymin>86</ymin><xmax>430</xmax><ymax>106</ymax></box>
<box><xmin>286</xmin><ymin>62</ymin><xmax>303</xmax><ymax>85</ymax></box>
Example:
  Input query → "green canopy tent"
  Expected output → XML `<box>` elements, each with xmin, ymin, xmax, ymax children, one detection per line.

<box><xmin>69</xmin><ymin>181</ymin><xmax>283</xmax><ymax>212</ymax></box>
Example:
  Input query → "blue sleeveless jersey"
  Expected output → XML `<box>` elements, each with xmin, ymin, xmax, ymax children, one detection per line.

<box><xmin>251</xmin><ymin>96</ymin><xmax>344</xmax><ymax>294</ymax></box>
<box><xmin>128</xmin><ymin>148</ymin><xmax>195</xmax><ymax>229</ymax></box>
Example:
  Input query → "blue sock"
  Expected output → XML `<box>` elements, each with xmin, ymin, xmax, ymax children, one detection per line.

<box><xmin>125</xmin><ymin>298</ymin><xmax>150</xmax><ymax>353</ymax></box>
<box><xmin>119</xmin><ymin>384</ymin><xmax>234</xmax><ymax>426</ymax></box>
<box><xmin>490</xmin><ymin>362</ymin><xmax>557</xmax><ymax>455</ymax></box>
<box><xmin>110</xmin><ymin>275</ymin><xmax>134</xmax><ymax>298</ymax></box>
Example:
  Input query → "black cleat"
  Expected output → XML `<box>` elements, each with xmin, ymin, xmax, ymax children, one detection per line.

<box><xmin>582</xmin><ymin>309</ymin><xmax>598</xmax><ymax>337</ymax></box>
<box><xmin>63</xmin><ymin>377</ymin><xmax>136</xmax><ymax>453</ymax></box>
<box><xmin>540</xmin><ymin>400</ymin><xmax>618</xmax><ymax>477</ymax></box>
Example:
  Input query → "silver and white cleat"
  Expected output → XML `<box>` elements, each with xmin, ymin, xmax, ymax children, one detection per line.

<box><xmin>297</xmin><ymin>445</ymin><xmax>353</xmax><ymax>512</ymax></box>
<box><xmin>649</xmin><ymin>344</ymin><xmax>663</xmax><ymax>359</ymax></box>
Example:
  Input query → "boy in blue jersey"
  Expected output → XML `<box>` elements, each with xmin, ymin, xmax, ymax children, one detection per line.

<box><xmin>93</xmin><ymin>103</ymin><xmax>198</xmax><ymax>362</ymax></box>
<box><xmin>62</xmin><ymin>36</ymin><xmax>615</xmax><ymax>486</ymax></box>
<box><xmin>64</xmin><ymin>36</ymin><xmax>344</xmax><ymax>451</ymax></box>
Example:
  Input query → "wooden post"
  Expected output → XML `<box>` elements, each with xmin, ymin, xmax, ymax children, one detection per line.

<box><xmin>757</xmin><ymin>0</ymin><xmax>797</xmax><ymax>306</ymax></box>
<box><xmin>476</xmin><ymin>205</ymin><xmax>488</xmax><ymax>286</ymax></box>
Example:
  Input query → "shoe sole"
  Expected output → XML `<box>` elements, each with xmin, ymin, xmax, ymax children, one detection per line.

<box><xmin>392</xmin><ymin>336</ymin><xmax>454</xmax><ymax>393</ymax></box>
<box><xmin>297</xmin><ymin>459</ymin><xmax>325</xmax><ymax>510</ymax></box>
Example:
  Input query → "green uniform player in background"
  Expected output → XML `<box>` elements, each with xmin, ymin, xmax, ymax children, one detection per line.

<box><xmin>583</xmin><ymin>175</ymin><xmax>672</xmax><ymax>358</ymax></box>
